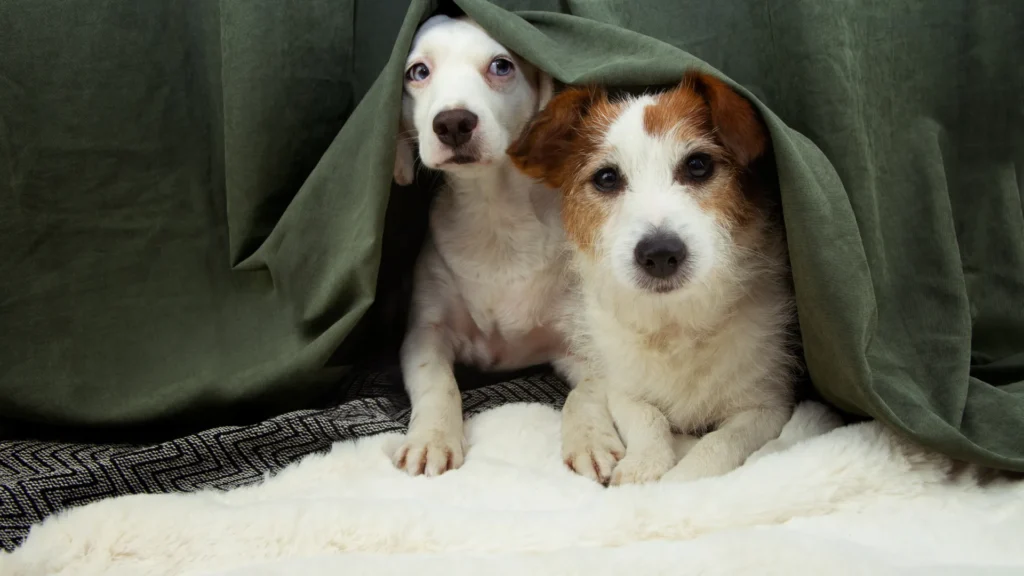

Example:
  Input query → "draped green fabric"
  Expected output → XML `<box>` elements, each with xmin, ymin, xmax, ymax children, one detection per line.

<box><xmin>2</xmin><ymin>0</ymin><xmax>1022</xmax><ymax>470</ymax></box>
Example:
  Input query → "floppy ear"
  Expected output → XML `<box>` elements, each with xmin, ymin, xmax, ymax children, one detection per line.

<box><xmin>536</xmin><ymin>70</ymin><xmax>555</xmax><ymax>111</ymax></box>
<box><xmin>684</xmin><ymin>71</ymin><xmax>767</xmax><ymax>167</ymax></box>
<box><xmin>507</xmin><ymin>86</ymin><xmax>603</xmax><ymax>189</ymax></box>
<box><xmin>393</xmin><ymin>111</ymin><xmax>415</xmax><ymax>186</ymax></box>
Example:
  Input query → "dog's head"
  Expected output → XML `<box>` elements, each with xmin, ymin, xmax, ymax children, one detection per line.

<box><xmin>393</xmin><ymin>15</ymin><xmax>554</xmax><ymax>185</ymax></box>
<box><xmin>507</xmin><ymin>72</ymin><xmax>770</xmax><ymax>295</ymax></box>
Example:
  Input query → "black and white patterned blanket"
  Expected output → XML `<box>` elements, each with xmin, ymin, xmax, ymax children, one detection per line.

<box><xmin>0</xmin><ymin>370</ymin><xmax>569</xmax><ymax>551</ymax></box>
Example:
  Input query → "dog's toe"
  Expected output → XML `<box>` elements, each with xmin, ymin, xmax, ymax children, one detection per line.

<box><xmin>565</xmin><ymin>444</ymin><xmax>618</xmax><ymax>483</ymax></box>
<box><xmin>394</xmin><ymin>432</ymin><xmax>465</xmax><ymax>477</ymax></box>
<box><xmin>609</xmin><ymin>454</ymin><xmax>673</xmax><ymax>486</ymax></box>
<box><xmin>563</xmin><ymin>435</ymin><xmax>624</xmax><ymax>485</ymax></box>
<box><xmin>566</xmin><ymin>452</ymin><xmax>606</xmax><ymax>484</ymax></box>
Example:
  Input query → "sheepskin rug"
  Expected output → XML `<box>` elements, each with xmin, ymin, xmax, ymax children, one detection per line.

<box><xmin>4</xmin><ymin>401</ymin><xmax>1024</xmax><ymax>576</ymax></box>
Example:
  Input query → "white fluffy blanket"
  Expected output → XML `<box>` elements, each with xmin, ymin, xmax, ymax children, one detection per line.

<box><xmin>4</xmin><ymin>402</ymin><xmax>1024</xmax><ymax>576</ymax></box>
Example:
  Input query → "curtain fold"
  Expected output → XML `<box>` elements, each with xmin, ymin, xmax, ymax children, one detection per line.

<box><xmin>2</xmin><ymin>0</ymin><xmax>1022</xmax><ymax>471</ymax></box>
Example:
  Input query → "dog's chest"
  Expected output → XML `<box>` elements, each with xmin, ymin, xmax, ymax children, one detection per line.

<box><xmin>591</xmin><ymin>310</ymin><xmax>761</xmax><ymax>430</ymax></box>
<box><xmin>433</xmin><ymin>192</ymin><xmax>567</xmax><ymax>368</ymax></box>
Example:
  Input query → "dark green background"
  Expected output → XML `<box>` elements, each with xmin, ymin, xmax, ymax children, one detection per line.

<box><xmin>2</xmin><ymin>0</ymin><xmax>1022</xmax><ymax>470</ymax></box>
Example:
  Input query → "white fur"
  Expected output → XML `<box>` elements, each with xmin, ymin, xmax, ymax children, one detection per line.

<box><xmin>598</xmin><ymin>97</ymin><xmax>722</xmax><ymax>291</ymax></box>
<box><xmin>7</xmin><ymin>402</ymin><xmax>1024</xmax><ymax>576</ymax></box>
<box><xmin>391</xmin><ymin>16</ymin><xmax>621</xmax><ymax>479</ymax></box>
<box><xmin>567</xmin><ymin>95</ymin><xmax>795</xmax><ymax>486</ymax></box>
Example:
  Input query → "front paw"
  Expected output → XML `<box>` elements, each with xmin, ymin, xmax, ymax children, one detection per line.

<box><xmin>393</xmin><ymin>428</ymin><xmax>465</xmax><ymax>477</ymax></box>
<box><xmin>610</xmin><ymin>453</ymin><xmax>674</xmax><ymax>486</ymax></box>
<box><xmin>562</xmin><ymin>426</ymin><xmax>625</xmax><ymax>485</ymax></box>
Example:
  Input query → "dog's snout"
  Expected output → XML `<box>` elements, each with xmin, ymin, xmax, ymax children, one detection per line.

<box><xmin>433</xmin><ymin>109</ymin><xmax>478</xmax><ymax>148</ymax></box>
<box><xmin>634</xmin><ymin>233</ymin><xmax>687</xmax><ymax>279</ymax></box>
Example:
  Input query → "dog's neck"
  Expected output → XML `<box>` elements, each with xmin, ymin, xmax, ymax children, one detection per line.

<box><xmin>443</xmin><ymin>158</ymin><xmax>538</xmax><ymax>207</ymax></box>
<box><xmin>595</xmin><ymin>272</ymin><xmax>741</xmax><ymax>333</ymax></box>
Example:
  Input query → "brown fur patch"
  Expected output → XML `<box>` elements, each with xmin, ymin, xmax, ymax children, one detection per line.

<box><xmin>561</xmin><ymin>189</ymin><xmax>610</xmax><ymax>255</ymax></box>
<box><xmin>642</xmin><ymin>88</ymin><xmax>708</xmax><ymax>140</ymax></box>
<box><xmin>683</xmin><ymin>71</ymin><xmax>767</xmax><ymax>166</ymax></box>
<box><xmin>647</xmin><ymin>75</ymin><xmax>770</xmax><ymax>234</ymax></box>
<box><xmin>508</xmin><ymin>88</ymin><xmax>625</xmax><ymax>255</ymax></box>
<box><xmin>507</xmin><ymin>87</ymin><xmax>603</xmax><ymax>190</ymax></box>
<box><xmin>508</xmin><ymin>71</ymin><xmax>772</xmax><ymax>252</ymax></box>
<box><xmin>557</xmin><ymin>95</ymin><xmax>627</xmax><ymax>254</ymax></box>
<box><xmin>696</xmin><ymin>170</ymin><xmax>758</xmax><ymax>230</ymax></box>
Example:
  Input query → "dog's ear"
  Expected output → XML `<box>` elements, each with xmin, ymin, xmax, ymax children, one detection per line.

<box><xmin>508</xmin><ymin>86</ymin><xmax>603</xmax><ymax>189</ymax></box>
<box><xmin>393</xmin><ymin>111</ymin><xmax>415</xmax><ymax>186</ymax></box>
<box><xmin>684</xmin><ymin>71</ymin><xmax>767</xmax><ymax>167</ymax></box>
<box><xmin>536</xmin><ymin>70</ymin><xmax>555</xmax><ymax>111</ymax></box>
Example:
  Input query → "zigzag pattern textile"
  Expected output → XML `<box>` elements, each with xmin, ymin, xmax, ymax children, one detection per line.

<box><xmin>0</xmin><ymin>372</ymin><xmax>570</xmax><ymax>550</ymax></box>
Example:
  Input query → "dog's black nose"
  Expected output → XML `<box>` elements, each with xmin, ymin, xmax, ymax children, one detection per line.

<box><xmin>433</xmin><ymin>109</ymin><xmax>478</xmax><ymax>148</ymax></box>
<box><xmin>634</xmin><ymin>233</ymin><xmax>687</xmax><ymax>279</ymax></box>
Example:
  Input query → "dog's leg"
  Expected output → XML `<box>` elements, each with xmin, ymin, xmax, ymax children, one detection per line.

<box><xmin>607</xmin><ymin>392</ymin><xmax>677</xmax><ymax>486</ymax></box>
<box><xmin>554</xmin><ymin>357</ymin><xmax>624</xmax><ymax>485</ymax></box>
<box><xmin>662</xmin><ymin>405</ymin><xmax>791</xmax><ymax>483</ymax></box>
<box><xmin>562</xmin><ymin>386</ymin><xmax>624</xmax><ymax>485</ymax></box>
<box><xmin>393</xmin><ymin>325</ymin><xmax>465</xmax><ymax>476</ymax></box>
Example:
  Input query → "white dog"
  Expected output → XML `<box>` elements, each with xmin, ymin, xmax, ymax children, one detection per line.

<box><xmin>391</xmin><ymin>15</ymin><xmax>624</xmax><ymax>479</ymax></box>
<box><xmin>508</xmin><ymin>72</ymin><xmax>797</xmax><ymax>485</ymax></box>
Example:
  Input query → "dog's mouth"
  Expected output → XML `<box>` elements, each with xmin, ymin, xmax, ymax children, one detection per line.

<box><xmin>437</xmin><ymin>141</ymin><xmax>486</xmax><ymax>167</ymax></box>
<box><xmin>447</xmin><ymin>154</ymin><xmax>480</xmax><ymax>165</ymax></box>
<box><xmin>631</xmin><ymin>271</ymin><xmax>691</xmax><ymax>295</ymax></box>
<box><xmin>644</xmin><ymin>280</ymin><xmax>684</xmax><ymax>294</ymax></box>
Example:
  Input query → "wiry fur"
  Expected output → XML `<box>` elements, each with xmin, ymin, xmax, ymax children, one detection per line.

<box><xmin>509</xmin><ymin>72</ymin><xmax>797</xmax><ymax>485</ymax></box>
<box><xmin>391</xmin><ymin>16</ymin><xmax>623</xmax><ymax>479</ymax></box>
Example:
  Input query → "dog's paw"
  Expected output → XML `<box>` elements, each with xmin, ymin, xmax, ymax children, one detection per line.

<box><xmin>562</xmin><ymin>426</ymin><xmax>625</xmax><ymax>485</ymax></box>
<box><xmin>609</xmin><ymin>454</ymin><xmax>674</xmax><ymax>486</ymax></box>
<box><xmin>393</xmin><ymin>429</ymin><xmax>465</xmax><ymax>477</ymax></box>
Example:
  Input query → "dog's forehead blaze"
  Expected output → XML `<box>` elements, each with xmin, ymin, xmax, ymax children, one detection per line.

<box><xmin>409</xmin><ymin>19</ymin><xmax>506</xmax><ymax>69</ymax></box>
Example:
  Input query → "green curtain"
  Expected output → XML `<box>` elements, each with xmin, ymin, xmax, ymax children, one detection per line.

<box><xmin>2</xmin><ymin>0</ymin><xmax>1022</xmax><ymax>470</ymax></box>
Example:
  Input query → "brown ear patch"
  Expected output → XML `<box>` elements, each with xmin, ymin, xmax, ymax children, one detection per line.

<box><xmin>508</xmin><ymin>86</ymin><xmax>623</xmax><ymax>256</ymax></box>
<box><xmin>684</xmin><ymin>71</ymin><xmax>767</xmax><ymax>167</ymax></box>
<box><xmin>507</xmin><ymin>86</ymin><xmax>605</xmax><ymax>190</ymax></box>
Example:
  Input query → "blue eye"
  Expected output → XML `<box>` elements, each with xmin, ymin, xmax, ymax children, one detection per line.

<box><xmin>489</xmin><ymin>57</ymin><xmax>514</xmax><ymax>77</ymax></box>
<box><xmin>405</xmin><ymin>63</ymin><xmax>429</xmax><ymax>82</ymax></box>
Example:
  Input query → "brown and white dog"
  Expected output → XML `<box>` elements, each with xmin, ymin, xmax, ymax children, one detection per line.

<box><xmin>508</xmin><ymin>72</ymin><xmax>797</xmax><ymax>485</ymax></box>
<box><xmin>392</xmin><ymin>15</ymin><xmax>623</xmax><ymax>479</ymax></box>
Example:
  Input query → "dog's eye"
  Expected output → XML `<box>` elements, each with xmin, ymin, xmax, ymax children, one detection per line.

<box><xmin>592</xmin><ymin>167</ymin><xmax>621</xmax><ymax>193</ymax></box>
<box><xmin>685</xmin><ymin>154</ymin><xmax>713</xmax><ymax>180</ymax></box>
<box><xmin>489</xmin><ymin>57</ymin><xmax>515</xmax><ymax>77</ymax></box>
<box><xmin>405</xmin><ymin>63</ymin><xmax>430</xmax><ymax>83</ymax></box>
